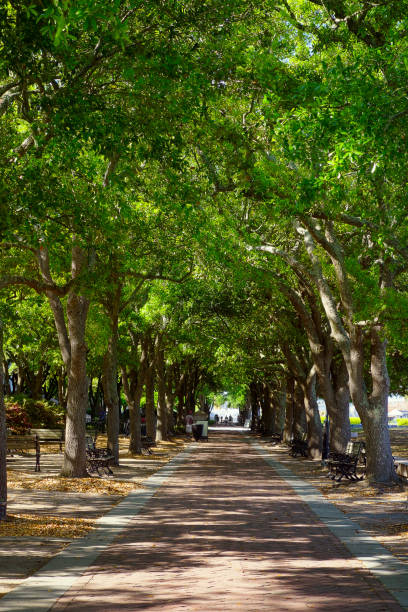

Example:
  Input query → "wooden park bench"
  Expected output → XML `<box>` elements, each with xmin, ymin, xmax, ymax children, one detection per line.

<box><xmin>7</xmin><ymin>434</ymin><xmax>40</xmax><ymax>472</ymax></box>
<box><xmin>289</xmin><ymin>433</ymin><xmax>308</xmax><ymax>458</ymax></box>
<box><xmin>326</xmin><ymin>441</ymin><xmax>366</xmax><ymax>482</ymax></box>
<box><xmin>86</xmin><ymin>438</ymin><xmax>114</xmax><ymax>476</ymax></box>
<box><xmin>85</xmin><ymin>426</ymin><xmax>98</xmax><ymax>444</ymax></box>
<box><xmin>270</xmin><ymin>430</ymin><xmax>283</xmax><ymax>445</ymax></box>
<box><xmin>141</xmin><ymin>435</ymin><xmax>156</xmax><ymax>455</ymax></box>
<box><xmin>30</xmin><ymin>428</ymin><xmax>64</xmax><ymax>452</ymax></box>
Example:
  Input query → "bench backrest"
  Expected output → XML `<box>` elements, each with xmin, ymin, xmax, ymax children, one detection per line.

<box><xmin>7</xmin><ymin>434</ymin><xmax>38</xmax><ymax>449</ymax></box>
<box><xmin>85</xmin><ymin>427</ymin><xmax>98</xmax><ymax>441</ymax></box>
<box><xmin>30</xmin><ymin>428</ymin><xmax>64</xmax><ymax>440</ymax></box>
<box><xmin>345</xmin><ymin>441</ymin><xmax>362</xmax><ymax>458</ymax></box>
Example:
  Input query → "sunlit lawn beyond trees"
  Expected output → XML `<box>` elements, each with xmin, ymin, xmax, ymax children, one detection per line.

<box><xmin>1</xmin><ymin>1</ymin><xmax>408</xmax><ymax>518</ymax></box>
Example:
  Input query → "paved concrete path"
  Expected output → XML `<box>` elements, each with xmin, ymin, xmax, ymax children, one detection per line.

<box><xmin>3</xmin><ymin>433</ymin><xmax>407</xmax><ymax>611</ymax></box>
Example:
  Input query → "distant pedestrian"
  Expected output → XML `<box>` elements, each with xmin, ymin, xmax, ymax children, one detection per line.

<box><xmin>185</xmin><ymin>412</ymin><xmax>194</xmax><ymax>436</ymax></box>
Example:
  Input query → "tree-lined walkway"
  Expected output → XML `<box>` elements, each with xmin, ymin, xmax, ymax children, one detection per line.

<box><xmin>42</xmin><ymin>433</ymin><xmax>402</xmax><ymax>611</ymax></box>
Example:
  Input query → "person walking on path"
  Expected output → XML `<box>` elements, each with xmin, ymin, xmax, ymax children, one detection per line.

<box><xmin>185</xmin><ymin>411</ymin><xmax>193</xmax><ymax>437</ymax></box>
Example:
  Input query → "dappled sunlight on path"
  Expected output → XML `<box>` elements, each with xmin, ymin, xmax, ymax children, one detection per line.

<box><xmin>52</xmin><ymin>433</ymin><xmax>403</xmax><ymax>611</ymax></box>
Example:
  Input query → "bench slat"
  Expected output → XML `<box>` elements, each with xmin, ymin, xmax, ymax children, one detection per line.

<box><xmin>7</xmin><ymin>435</ymin><xmax>40</xmax><ymax>472</ymax></box>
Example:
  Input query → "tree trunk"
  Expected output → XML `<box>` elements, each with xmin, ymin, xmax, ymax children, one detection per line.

<box><xmin>145</xmin><ymin>338</ymin><xmax>156</xmax><ymax>439</ymax></box>
<box><xmin>57</xmin><ymin>367</ymin><xmax>67</xmax><ymax>410</ymax></box>
<box><xmin>61</xmin><ymin>290</ymin><xmax>89</xmax><ymax>477</ymax></box>
<box><xmin>249</xmin><ymin>382</ymin><xmax>259</xmax><ymax>431</ymax></box>
<box><xmin>3</xmin><ymin>361</ymin><xmax>9</xmax><ymax>396</ymax></box>
<box><xmin>31</xmin><ymin>363</ymin><xmax>44</xmax><ymax>400</ymax></box>
<box><xmin>122</xmin><ymin>362</ymin><xmax>143</xmax><ymax>455</ymax></box>
<box><xmin>329</xmin><ymin>355</ymin><xmax>351</xmax><ymax>452</ymax></box>
<box><xmin>283</xmin><ymin>376</ymin><xmax>294</xmax><ymax>443</ymax></box>
<box><xmin>360</xmin><ymin>327</ymin><xmax>395</xmax><ymax>483</ymax></box>
<box><xmin>155</xmin><ymin>334</ymin><xmax>168</xmax><ymax>442</ymax></box>
<box><xmin>301</xmin><ymin>368</ymin><xmax>322</xmax><ymax>459</ymax></box>
<box><xmin>128</xmin><ymin>336</ymin><xmax>148</xmax><ymax>454</ymax></box>
<box><xmin>262</xmin><ymin>383</ymin><xmax>274</xmax><ymax>435</ymax></box>
<box><xmin>273</xmin><ymin>382</ymin><xmax>286</xmax><ymax>434</ymax></box>
<box><xmin>299</xmin><ymin>222</ymin><xmax>397</xmax><ymax>483</ymax></box>
<box><xmin>0</xmin><ymin>321</ymin><xmax>7</xmax><ymax>519</ymax></box>
<box><xmin>292</xmin><ymin>382</ymin><xmax>306</xmax><ymax>437</ymax></box>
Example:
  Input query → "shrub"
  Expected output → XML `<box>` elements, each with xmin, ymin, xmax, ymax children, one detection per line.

<box><xmin>6</xmin><ymin>403</ymin><xmax>32</xmax><ymax>434</ymax></box>
<box><xmin>22</xmin><ymin>398</ymin><xmax>65</xmax><ymax>428</ymax></box>
<box><xmin>5</xmin><ymin>396</ymin><xmax>65</xmax><ymax>429</ymax></box>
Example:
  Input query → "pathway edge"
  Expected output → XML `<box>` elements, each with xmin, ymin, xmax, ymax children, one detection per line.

<box><xmin>0</xmin><ymin>444</ymin><xmax>196</xmax><ymax>612</ymax></box>
<box><xmin>251</xmin><ymin>440</ymin><xmax>408</xmax><ymax>610</ymax></box>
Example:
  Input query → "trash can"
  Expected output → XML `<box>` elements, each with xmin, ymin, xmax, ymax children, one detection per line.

<box><xmin>192</xmin><ymin>410</ymin><xmax>209</xmax><ymax>441</ymax></box>
<box><xmin>192</xmin><ymin>423</ymin><xmax>203</xmax><ymax>441</ymax></box>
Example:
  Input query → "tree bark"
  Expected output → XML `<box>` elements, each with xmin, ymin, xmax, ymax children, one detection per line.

<box><xmin>61</xmin><ymin>288</ymin><xmax>89</xmax><ymax>477</ymax></box>
<box><xmin>330</xmin><ymin>355</ymin><xmax>351</xmax><ymax>452</ymax></box>
<box><xmin>283</xmin><ymin>375</ymin><xmax>295</xmax><ymax>443</ymax></box>
<box><xmin>298</xmin><ymin>221</ymin><xmax>397</xmax><ymax>482</ymax></box>
<box><xmin>292</xmin><ymin>381</ymin><xmax>306</xmax><ymax>437</ymax></box>
<box><xmin>300</xmin><ymin>368</ymin><xmax>322</xmax><ymax>459</ymax></box>
<box><xmin>363</xmin><ymin>327</ymin><xmax>395</xmax><ymax>483</ymax></box>
<box><xmin>48</xmin><ymin>245</ymin><xmax>90</xmax><ymax>478</ymax></box>
<box><xmin>261</xmin><ymin>383</ymin><xmax>274</xmax><ymax>435</ymax></box>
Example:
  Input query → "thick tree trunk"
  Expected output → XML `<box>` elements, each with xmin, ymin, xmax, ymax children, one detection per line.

<box><xmin>57</xmin><ymin>367</ymin><xmax>67</xmax><ymax>410</ymax></box>
<box><xmin>262</xmin><ymin>383</ymin><xmax>274</xmax><ymax>435</ymax></box>
<box><xmin>249</xmin><ymin>382</ymin><xmax>259</xmax><ymax>431</ymax></box>
<box><xmin>292</xmin><ymin>382</ymin><xmax>306</xmax><ymax>437</ymax></box>
<box><xmin>0</xmin><ymin>321</ymin><xmax>7</xmax><ymax>519</ymax></box>
<box><xmin>360</xmin><ymin>327</ymin><xmax>395</xmax><ymax>483</ymax></box>
<box><xmin>301</xmin><ymin>369</ymin><xmax>322</xmax><ymax>459</ymax></box>
<box><xmin>61</xmin><ymin>291</ymin><xmax>89</xmax><ymax>477</ymax></box>
<box><xmin>40</xmin><ymin>244</ymin><xmax>90</xmax><ymax>477</ymax></box>
<box><xmin>3</xmin><ymin>361</ymin><xmax>9</xmax><ymax>396</ymax></box>
<box><xmin>273</xmin><ymin>382</ymin><xmax>286</xmax><ymax>434</ymax></box>
<box><xmin>122</xmin><ymin>363</ymin><xmax>143</xmax><ymax>455</ymax></box>
<box><xmin>283</xmin><ymin>376</ymin><xmax>295</xmax><ymax>443</ymax></box>
<box><xmin>32</xmin><ymin>363</ymin><xmax>44</xmax><ymax>400</ymax></box>
<box><xmin>155</xmin><ymin>334</ymin><xmax>168</xmax><ymax>442</ymax></box>
<box><xmin>128</xmin><ymin>337</ymin><xmax>148</xmax><ymax>454</ymax></box>
<box><xmin>299</xmin><ymin>222</ymin><xmax>397</xmax><ymax>483</ymax></box>
<box><xmin>329</xmin><ymin>356</ymin><xmax>351</xmax><ymax>452</ymax></box>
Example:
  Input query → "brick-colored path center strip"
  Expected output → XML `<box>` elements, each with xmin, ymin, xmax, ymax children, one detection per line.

<box><xmin>48</xmin><ymin>433</ymin><xmax>403</xmax><ymax>611</ymax></box>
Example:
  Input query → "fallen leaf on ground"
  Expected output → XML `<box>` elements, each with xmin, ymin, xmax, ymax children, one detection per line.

<box><xmin>0</xmin><ymin>513</ymin><xmax>94</xmax><ymax>538</ymax></box>
<box><xmin>7</xmin><ymin>474</ymin><xmax>136</xmax><ymax>496</ymax></box>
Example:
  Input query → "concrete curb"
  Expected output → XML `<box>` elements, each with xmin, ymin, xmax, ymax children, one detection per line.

<box><xmin>0</xmin><ymin>444</ymin><xmax>196</xmax><ymax>612</ymax></box>
<box><xmin>251</xmin><ymin>440</ymin><xmax>408</xmax><ymax>610</ymax></box>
